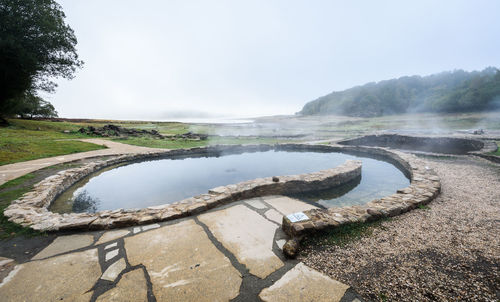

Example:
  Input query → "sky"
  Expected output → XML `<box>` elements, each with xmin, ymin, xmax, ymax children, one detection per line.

<box><xmin>47</xmin><ymin>0</ymin><xmax>500</xmax><ymax>120</ymax></box>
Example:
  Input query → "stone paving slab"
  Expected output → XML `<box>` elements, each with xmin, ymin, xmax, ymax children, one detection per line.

<box><xmin>32</xmin><ymin>234</ymin><xmax>94</xmax><ymax>260</ymax></box>
<box><xmin>124</xmin><ymin>219</ymin><xmax>241</xmax><ymax>302</ymax></box>
<box><xmin>96</xmin><ymin>229</ymin><xmax>130</xmax><ymax>245</ymax></box>
<box><xmin>105</xmin><ymin>249</ymin><xmax>119</xmax><ymax>262</ymax></box>
<box><xmin>97</xmin><ymin>268</ymin><xmax>148</xmax><ymax>302</ymax></box>
<box><xmin>0</xmin><ymin>249</ymin><xmax>100</xmax><ymax>301</ymax></box>
<box><xmin>265</xmin><ymin>208</ymin><xmax>285</xmax><ymax>225</ymax></box>
<box><xmin>199</xmin><ymin>204</ymin><xmax>284</xmax><ymax>279</ymax></box>
<box><xmin>101</xmin><ymin>258</ymin><xmax>126</xmax><ymax>282</ymax></box>
<box><xmin>0</xmin><ymin>257</ymin><xmax>15</xmax><ymax>284</ymax></box>
<box><xmin>245</xmin><ymin>198</ymin><xmax>268</xmax><ymax>209</ymax></box>
<box><xmin>0</xmin><ymin>198</ymin><xmax>363</xmax><ymax>301</ymax></box>
<box><xmin>259</xmin><ymin>262</ymin><xmax>350</xmax><ymax>302</ymax></box>
<box><xmin>0</xmin><ymin>256</ymin><xmax>13</xmax><ymax>267</ymax></box>
<box><xmin>262</xmin><ymin>196</ymin><xmax>318</xmax><ymax>216</ymax></box>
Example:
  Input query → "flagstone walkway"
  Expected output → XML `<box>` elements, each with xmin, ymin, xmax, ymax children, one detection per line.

<box><xmin>0</xmin><ymin>196</ymin><xmax>363</xmax><ymax>302</ymax></box>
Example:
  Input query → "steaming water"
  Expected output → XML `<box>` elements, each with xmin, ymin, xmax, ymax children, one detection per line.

<box><xmin>161</xmin><ymin>117</ymin><xmax>255</xmax><ymax>124</ymax></box>
<box><xmin>50</xmin><ymin>150</ymin><xmax>409</xmax><ymax>213</ymax></box>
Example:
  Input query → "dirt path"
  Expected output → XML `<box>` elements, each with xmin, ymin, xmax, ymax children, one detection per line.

<box><xmin>301</xmin><ymin>156</ymin><xmax>500</xmax><ymax>301</ymax></box>
<box><xmin>0</xmin><ymin>139</ymin><xmax>162</xmax><ymax>186</ymax></box>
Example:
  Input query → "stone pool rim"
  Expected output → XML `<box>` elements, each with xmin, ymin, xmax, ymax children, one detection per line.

<box><xmin>338</xmin><ymin>133</ymin><xmax>497</xmax><ymax>156</ymax></box>
<box><xmin>4</xmin><ymin>143</ymin><xmax>439</xmax><ymax>233</ymax></box>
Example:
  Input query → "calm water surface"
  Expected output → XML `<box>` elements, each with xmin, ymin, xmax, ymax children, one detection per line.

<box><xmin>50</xmin><ymin>150</ymin><xmax>409</xmax><ymax>213</ymax></box>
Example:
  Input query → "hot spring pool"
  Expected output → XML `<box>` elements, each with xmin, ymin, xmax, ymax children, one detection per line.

<box><xmin>50</xmin><ymin>150</ymin><xmax>410</xmax><ymax>213</ymax></box>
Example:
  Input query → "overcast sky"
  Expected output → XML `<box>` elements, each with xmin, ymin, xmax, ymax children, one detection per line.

<box><xmin>48</xmin><ymin>0</ymin><xmax>500</xmax><ymax>120</ymax></box>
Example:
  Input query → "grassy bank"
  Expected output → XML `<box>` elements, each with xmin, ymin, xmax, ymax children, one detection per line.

<box><xmin>112</xmin><ymin>136</ymin><xmax>293</xmax><ymax>149</ymax></box>
<box><xmin>0</xmin><ymin>119</ymin><xmax>208</xmax><ymax>166</ymax></box>
<box><xmin>0</xmin><ymin>161</ymin><xmax>91</xmax><ymax>239</ymax></box>
<box><xmin>0</xmin><ymin>119</ymin><xmax>106</xmax><ymax>166</ymax></box>
<box><xmin>300</xmin><ymin>218</ymin><xmax>391</xmax><ymax>252</ymax></box>
<box><xmin>0</xmin><ymin>174</ymin><xmax>43</xmax><ymax>239</ymax></box>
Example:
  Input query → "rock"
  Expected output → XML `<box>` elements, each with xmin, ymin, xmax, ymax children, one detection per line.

<box><xmin>32</xmin><ymin>234</ymin><xmax>94</xmax><ymax>260</ymax></box>
<box><xmin>244</xmin><ymin>198</ymin><xmax>268</xmax><ymax>209</ymax></box>
<box><xmin>77</xmin><ymin>124</ymin><xmax>165</xmax><ymax>138</ymax></box>
<box><xmin>58</xmin><ymin>216</ymin><xmax>98</xmax><ymax>230</ymax></box>
<box><xmin>208</xmin><ymin>186</ymin><xmax>227</xmax><ymax>194</ymax></box>
<box><xmin>96</xmin><ymin>229</ymin><xmax>130</xmax><ymax>245</ymax></box>
<box><xmin>97</xmin><ymin>269</ymin><xmax>148</xmax><ymax>302</ymax></box>
<box><xmin>198</xmin><ymin>205</ymin><xmax>284</xmax><ymax>278</ymax></box>
<box><xmin>259</xmin><ymin>262</ymin><xmax>349</xmax><ymax>302</ymax></box>
<box><xmin>0</xmin><ymin>257</ymin><xmax>16</xmax><ymax>284</ymax></box>
<box><xmin>101</xmin><ymin>258</ymin><xmax>126</xmax><ymax>282</ymax></box>
<box><xmin>283</xmin><ymin>238</ymin><xmax>300</xmax><ymax>258</ymax></box>
<box><xmin>0</xmin><ymin>249</ymin><xmax>100</xmax><ymax>301</ymax></box>
<box><xmin>105</xmin><ymin>249</ymin><xmax>119</xmax><ymax>261</ymax></box>
<box><xmin>124</xmin><ymin>220</ymin><xmax>241</xmax><ymax>302</ymax></box>
<box><xmin>262</xmin><ymin>196</ymin><xmax>318</xmax><ymax>216</ymax></box>
<box><xmin>366</xmin><ymin>208</ymin><xmax>382</xmax><ymax>219</ymax></box>
<box><xmin>0</xmin><ymin>257</ymin><xmax>13</xmax><ymax>267</ymax></box>
<box><xmin>265</xmin><ymin>209</ymin><xmax>284</xmax><ymax>224</ymax></box>
<box><xmin>272</xmin><ymin>176</ymin><xmax>280</xmax><ymax>182</ymax></box>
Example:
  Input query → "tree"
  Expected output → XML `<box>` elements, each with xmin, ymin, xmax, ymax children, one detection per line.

<box><xmin>0</xmin><ymin>91</ymin><xmax>58</xmax><ymax>118</ymax></box>
<box><xmin>300</xmin><ymin>68</ymin><xmax>500</xmax><ymax>116</ymax></box>
<box><xmin>15</xmin><ymin>92</ymin><xmax>58</xmax><ymax>118</ymax></box>
<box><xmin>0</xmin><ymin>0</ymin><xmax>82</xmax><ymax>120</ymax></box>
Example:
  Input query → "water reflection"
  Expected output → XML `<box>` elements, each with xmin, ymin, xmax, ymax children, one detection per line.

<box><xmin>287</xmin><ymin>175</ymin><xmax>361</xmax><ymax>208</ymax></box>
<box><xmin>50</xmin><ymin>150</ymin><xmax>409</xmax><ymax>213</ymax></box>
<box><xmin>71</xmin><ymin>189</ymin><xmax>101</xmax><ymax>213</ymax></box>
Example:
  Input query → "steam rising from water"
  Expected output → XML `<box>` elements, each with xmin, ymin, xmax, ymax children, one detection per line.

<box><xmin>185</xmin><ymin>111</ymin><xmax>500</xmax><ymax>144</ymax></box>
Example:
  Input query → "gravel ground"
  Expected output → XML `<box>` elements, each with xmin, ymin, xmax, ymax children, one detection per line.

<box><xmin>301</xmin><ymin>156</ymin><xmax>500</xmax><ymax>301</ymax></box>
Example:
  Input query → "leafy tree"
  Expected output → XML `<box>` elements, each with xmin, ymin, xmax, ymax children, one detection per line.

<box><xmin>16</xmin><ymin>92</ymin><xmax>58</xmax><ymax>118</ymax></box>
<box><xmin>0</xmin><ymin>0</ymin><xmax>82</xmax><ymax>121</ymax></box>
<box><xmin>0</xmin><ymin>92</ymin><xmax>58</xmax><ymax>118</ymax></box>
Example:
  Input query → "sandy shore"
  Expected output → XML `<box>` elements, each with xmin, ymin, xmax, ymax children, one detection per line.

<box><xmin>301</xmin><ymin>156</ymin><xmax>500</xmax><ymax>301</ymax></box>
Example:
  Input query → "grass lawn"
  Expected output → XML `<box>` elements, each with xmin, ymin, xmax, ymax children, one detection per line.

<box><xmin>300</xmin><ymin>218</ymin><xmax>392</xmax><ymax>252</ymax></box>
<box><xmin>112</xmin><ymin>136</ymin><xmax>296</xmax><ymax>149</ymax></box>
<box><xmin>0</xmin><ymin>119</ymin><xmax>107</xmax><ymax>166</ymax></box>
<box><xmin>0</xmin><ymin>173</ymin><xmax>43</xmax><ymax>239</ymax></box>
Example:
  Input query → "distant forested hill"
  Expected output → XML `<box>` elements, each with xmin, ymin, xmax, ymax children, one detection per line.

<box><xmin>300</xmin><ymin>67</ymin><xmax>500</xmax><ymax>117</ymax></box>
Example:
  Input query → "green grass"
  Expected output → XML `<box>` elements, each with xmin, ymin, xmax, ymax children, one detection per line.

<box><xmin>491</xmin><ymin>142</ymin><xmax>500</xmax><ymax>156</ymax></box>
<box><xmin>417</xmin><ymin>204</ymin><xmax>430</xmax><ymax>210</ymax></box>
<box><xmin>8</xmin><ymin>118</ymin><xmax>84</xmax><ymax>132</ymax></box>
<box><xmin>0</xmin><ymin>174</ymin><xmax>44</xmax><ymax>239</ymax></box>
<box><xmin>0</xmin><ymin>119</ymin><xmax>107</xmax><ymax>166</ymax></box>
<box><xmin>301</xmin><ymin>218</ymin><xmax>391</xmax><ymax>249</ymax></box>
<box><xmin>111</xmin><ymin>136</ymin><xmax>295</xmax><ymax>149</ymax></box>
<box><xmin>329</xmin><ymin>112</ymin><xmax>500</xmax><ymax>133</ymax></box>
<box><xmin>378</xmin><ymin>292</ymin><xmax>388</xmax><ymax>301</ymax></box>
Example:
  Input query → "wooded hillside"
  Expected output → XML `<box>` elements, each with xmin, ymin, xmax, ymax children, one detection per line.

<box><xmin>300</xmin><ymin>67</ymin><xmax>500</xmax><ymax>117</ymax></box>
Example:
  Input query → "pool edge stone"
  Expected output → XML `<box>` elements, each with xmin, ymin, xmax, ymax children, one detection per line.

<box><xmin>3</xmin><ymin>142</ymin><xmax>441</xmax><ymax>245</ymax></box>
<box><xmin>4</xmin><ymin>144</ymin><xmax>368</xmax><ymax>232</ymax></box>
<box><xmin>281</xmin><ymin>145</ymin><xmax>441</xmax><ymax>258</ymax></box>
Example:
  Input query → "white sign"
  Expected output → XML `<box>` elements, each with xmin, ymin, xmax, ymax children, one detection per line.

<box><xmin>286</xmin><ymin>212</ymin><xmax>309</xmax><ymax>223</ymax></box>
